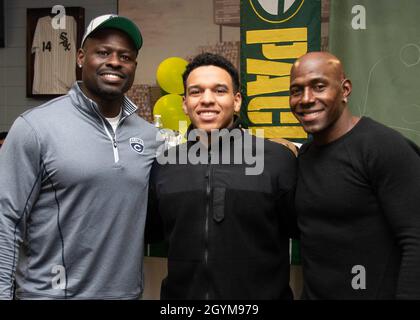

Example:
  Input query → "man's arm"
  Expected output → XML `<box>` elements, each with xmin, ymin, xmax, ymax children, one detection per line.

<box><xmin>144</xmin><ymin>160</ymin><xmax>164</xmax><ymax>245</ymax></box>
<box><xmin>371</xmin><ymin>136</ymin><xmax>420</xmax><ymax>299</ymax></box>
<box><xmin>271</xmin><ymin>140</ymin><xmax>299</xmax><ymax>239</ymax></box>
<box><xmin>0</xmin><ymin>116</ymin><xmax>42</xmax><ymax>299</ymax></box>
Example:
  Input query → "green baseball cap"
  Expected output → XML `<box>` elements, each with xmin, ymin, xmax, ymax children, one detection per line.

<box><xmin>82</xmin><ymin>14</ymin><xmax>142</xmax><ymax>50</ymax></box>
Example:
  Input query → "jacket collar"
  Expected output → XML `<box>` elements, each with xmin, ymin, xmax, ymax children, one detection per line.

<box><xmin>186</xmin><ymin>116</ymin><xmax>243</xmax><ymax>148</ymax></box>
<box><xmin>68</xmin><ymin>81</ymin><xmax>138</xmax><ymax>120</ymax></box>
<box><xmin>186</xmin><ymin>115</ymin><xmax>242</xmax><ymax>135</ymax></box>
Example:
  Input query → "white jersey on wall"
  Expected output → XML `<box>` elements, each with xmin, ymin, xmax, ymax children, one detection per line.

<box><xmin>32</xmin><ymin>15</ymin><xmax>77</xmax><ymax>94</ymax></box>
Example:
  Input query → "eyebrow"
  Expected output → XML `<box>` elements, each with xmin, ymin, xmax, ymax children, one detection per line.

<box><xmin>290</xmin><ymin>76</ymin><xmax>329</xmax><ymax>86</ymax></box>
<box><xmin>94</xmin><ymin>44</ymin><xmax>136</xmax><ymax>53</ymax></box>
<box><xmin>187</xmin><ymin>83</ymin><xmax>229</xmax><ymax>89</ymax></box>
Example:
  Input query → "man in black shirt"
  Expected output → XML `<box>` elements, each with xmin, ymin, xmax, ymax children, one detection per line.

<box><xmin>289</xmin><ymin>51</ymin><xmax>420</xmax><ymax>299</ymax></box>
<box><xmin>147</xmin><ymin>53</ymin><xmax>298</xmax><ymax>299</ymax></box>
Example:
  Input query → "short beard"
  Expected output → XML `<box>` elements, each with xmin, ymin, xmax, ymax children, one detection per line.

<box><xmin>90</xmin><ymin>83</ymin><xmax>129</xmax><ymax>101</ymax></box>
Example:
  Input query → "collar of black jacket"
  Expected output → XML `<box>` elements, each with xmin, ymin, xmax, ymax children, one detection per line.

<box><xmin>185</xmin><ymin>116</ymin><xmax>243</xmax><ymax>148</ymax></box>
<box><xmin>186</xmin><ymin>115</ymin><xmax>242</xmax><ymax>135</ymax></box>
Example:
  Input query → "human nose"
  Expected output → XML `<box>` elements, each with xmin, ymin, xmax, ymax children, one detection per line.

<box><xmin>301</xmin><ymin>87</ymin><xmax>315</xmax><ymax>105</ymax></box>
<box><xmin>200</xmin><ymin>89</ymin><xmax>215</xmax><ymax>105</ymax></box>
<box><xmin>105</xmin><ymin>52</ymin><xmax>121</xmax><ymax>68</ymax></box>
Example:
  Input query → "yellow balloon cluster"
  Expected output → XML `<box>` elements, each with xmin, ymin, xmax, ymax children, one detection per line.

<box><xmin>153</xmin><ymin>57</ymin><xmax>190</xmax><ymax>132</ymax></box>
<box><xmin>156</xmin><ymin>57</ymin><xmax>188</xmax><ymax>94</ymax></box>
<box><xmin>153</xmin><ymin>94</ymin><xmax>190</xmax><ymax>132</ymax></box>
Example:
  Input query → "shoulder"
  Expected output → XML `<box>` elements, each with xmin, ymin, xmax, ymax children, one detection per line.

<box><xmin>129</xmin><ymin>115</ymin><xmax>159</xmax><ymax>141</ymax></box>
<box><xmin>130</xmin><ymin>113</ymin><xmax>158</xmax><ymax>131</ymax></box>
<box><xmin>124</xmin><ymin>95</ymin><xmax>158</xmax><ymax>136</ymax></box>
<box><xmin>20</xmin><ymin>95</ymin><xmax>72</xmax><ymax>125</ymax></box>
<box><xmin>242</xmin><ymin>130</ymin><xmax>296</xmax><ymax>157</ymax></box>
<box><xmin>352</xmin><ymin>117</ymin><xmax>417</xmax><ymax>152</ymax></box>
<box><xmin>354</xmin><ymin>117</ymin><xmax>400</xmax><ymax>139</ymax></box>
<box><xmin>128</xmin><ymin>115</ymin><xmax>162</xmax><ymax>151</ymax></box>
<box><xmin>249</xmin><ymin>133</ymin><xmax>297</xmax><ymax>171</ymax></box>
<box><xmin>268</xmin><ymin>137</ymin><xmax>299</xmax><ymax>157</ymax></box>
<box><xmin>253</xmin><ymin>135</ymin><xmax>297</xmax><ymax>186</ymax></box>
<box><xmin>23</xmin><ymin>95</ymin><xmax>71</xmax><ymax>115</ymax></box>
<box><xmin>3</xmin><ymin>116</ymin><xmax>42</xmax><ymax>154</ymax></box>
<box><xmin>298</xmin><ymin>141</ymin><xmax>311</xmax><ymax>155</ymax></box>
<box><xmin>348</xmin><ymin>117</ymin><xmax>419</xmax><ymax>172</ymax></box>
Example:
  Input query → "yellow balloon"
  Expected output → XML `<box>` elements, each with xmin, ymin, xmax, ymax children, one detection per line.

<box><xmin>153</xmin><ymin>94</ymin><xmax>190</xmax><ymax>131</ymax></box>
<box><xmin>156</xmin><ymin>57</ymin><xmax>188</xmax><ymax>94</ymax></box>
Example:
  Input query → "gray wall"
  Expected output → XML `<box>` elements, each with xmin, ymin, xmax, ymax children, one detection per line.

<box><xmin>0</xmin><ymin>0</ymin><xmax>117</xmax><ymax>131</ymax></box>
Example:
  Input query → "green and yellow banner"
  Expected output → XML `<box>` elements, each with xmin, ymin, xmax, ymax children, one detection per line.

<box><xmin>240</xmin><ymin>0</ymin><xmax>321</xmax><ymax>142</ymax></box>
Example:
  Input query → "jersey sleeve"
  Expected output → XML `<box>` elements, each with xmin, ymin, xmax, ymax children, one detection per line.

<box><xmin>31</xmin><ymin>17</ymin><xmax>42</xmax><ymax>54</ymax></box>
<box><xmin>0</xmin><ymin>116</ymin><xmax>42</xmax><ymax>299</ymax></box>
<box><xmin>69</xmin><ymin>15</ymin><xmax>77</xmax><ymax>48</ymax></box>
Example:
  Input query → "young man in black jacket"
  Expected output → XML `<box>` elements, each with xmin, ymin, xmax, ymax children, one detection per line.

<box><xmin>147</xmin><ymin>53</ymin><xmax>298</xmax><ymax>300</ymax></box>
<box><xmin>289</xmin><ymin>51</ymin><xmax>420</xmax><ymax>299</ymax></box>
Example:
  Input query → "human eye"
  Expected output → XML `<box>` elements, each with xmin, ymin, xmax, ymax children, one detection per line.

<box><xmin>215</xmin><ymin>86</ymin><xmax>228</xmax><ymax>94</ymax></box>
<box><xmin>188</xmin><ymin>88</ymin><xmax>201</xmax><ymax>96</ymax></box>
<box><xmin>120</xmin><ymin>54</ymin><xmax>130</xmax><ymax>61</ymax></box>
<box><xmin>97</xmin><ymin>50</ymin><xmax>109</xmax><ymax>57</ymax></box>
<box><xmin>313</xmin><ymin>83</ymin><xmax>326</xmax><ymax>92</ymax></box>
<box><xmin>289</xmin><ymin>86</ymin><xmax>302</xmax><ymax>96</ymax></box>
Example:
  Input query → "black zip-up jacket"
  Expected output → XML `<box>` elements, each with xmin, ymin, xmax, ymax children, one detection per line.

<box><xmin>146</xmin><ymin>122</ymin><xmax>298</xmax><ymax>300</ymax></box>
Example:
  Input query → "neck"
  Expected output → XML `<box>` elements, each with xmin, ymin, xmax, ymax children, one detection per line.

<box><xmin>314</xmin><ymin>108</ymin><xmax>360</xmax><ymax>145</ymax></box>
<box><xmin>98</xmin><ymin>100</ymin><xmax>123</xmax><ymax>118</ymax></box>
<box><xmin>80</xmin><ymin>83</ymin><xmax>124</xmax><ymax>118</ymax></box>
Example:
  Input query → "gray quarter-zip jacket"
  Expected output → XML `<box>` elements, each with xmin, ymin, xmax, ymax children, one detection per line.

<box><xmin>0</xmin><ymin>82</ymin><xmax>160</xmax><ymax>299</ymax></box>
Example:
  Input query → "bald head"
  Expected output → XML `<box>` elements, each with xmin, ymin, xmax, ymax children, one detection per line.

<box><xmin>288</xmin><ymin>51</ymin><xmax>354</xmax><ymax>144</ymax></box>
<box><xmin>291</xmin><ymin>51</ymin><xmax>346</xmax><ymax>83</ymax></box>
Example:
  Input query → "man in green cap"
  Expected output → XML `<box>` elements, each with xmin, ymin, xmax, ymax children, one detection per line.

<box><xmin>0</xmin><ymin>14</ymin><xmax>160</xmax><ymax>299</ymax></box>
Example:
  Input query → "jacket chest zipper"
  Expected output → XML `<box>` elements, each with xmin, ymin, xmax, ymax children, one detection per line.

<box><xmin>204</xmin><ymin>150</ymin><xmax>211</xmax><ymax>300</ymax></box>
<box><xmin>91</xmin><ymin>101</ymin><xmax>127</xmax><ymax>164</ymax></box>
<box><xmin>100</xmin><ymin>116</ymin><xmax>122</xmax><ymax>163</ymax></box>
<box><xmin>112</xmin><ymin>136</ymin><xmax>119</xmax><ymax>162</ymax></box>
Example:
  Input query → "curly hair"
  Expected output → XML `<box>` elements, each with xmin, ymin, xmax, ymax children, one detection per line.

<box><xmin>182</xmin><ymin>52</ymin><xmax>240</xmax><ymax>93</ymax></box>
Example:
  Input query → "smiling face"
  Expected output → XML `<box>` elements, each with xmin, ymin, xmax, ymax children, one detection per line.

<box><xmin>289</xmin><ymin>52</ymin><xmax>352</xmax><ymax>141</ymax></box>
<box><xmin>77</xmin><ymin>28</ymin><xmax>137</xmax><ymax>104</ymax></box>
<box><xmin>183</xmin><ymin>65</ymin><xmax>241</xmax><ymax>133</ymax></box>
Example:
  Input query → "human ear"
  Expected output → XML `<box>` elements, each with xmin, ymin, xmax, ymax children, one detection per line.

<box><xmin>233</xmin><ymin>92</ymin><xmax>242</xmax><ymax>113</ymax></box>
<box><xmin>182</xmin><ymin>96</ymin><xmax>188</xmax><ymax>115</ymax></box>
<box><xmin>77</xmin><ymin>48</ymin><xmax>85</xmax><ymax>68</ymax></box>
<box><xmin>341</xmin><ymin>79</ymin><xmax>352</xmax><ymax>102</ymax></box>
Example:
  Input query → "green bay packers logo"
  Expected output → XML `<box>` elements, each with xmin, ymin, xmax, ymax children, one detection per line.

<box><xmin>130</xmin><ymin>137</ymin><xmax>144</xmax><ymax>154</ymax></box>
<box><xmin>250</xmin><ymin>0</ymin><xmax>305</xmax><ymax>23</ymax></box>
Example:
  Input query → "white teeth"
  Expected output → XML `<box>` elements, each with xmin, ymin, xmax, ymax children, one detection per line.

<box><xmin>201</xmin><ymin>112</ymin><xmax>217</xmax><ymax>115</ymax></box>
<box><xmin>103</xmin><ymin>74</ymin><xmax>121</xmax><ymax>79</ymax></box>
<box><xmin>300</xmin><ymin>110</ymin><xmax>323</xmax><ymax>121</ymax></box>
<box><xmin>299</xmin><ymin>111</ymin><xmax>322</xmax><ymax>116</ymax></box>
